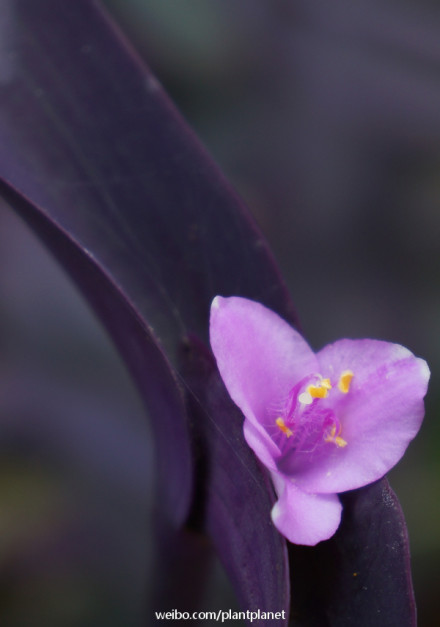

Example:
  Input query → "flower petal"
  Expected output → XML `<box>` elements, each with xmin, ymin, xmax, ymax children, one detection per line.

<box><xmin>285</xmin><ymin>339</ymin><xmax>430</xmax><ymax>493</ymax></box>
<box><xmin>270</xmin><ymin>478</ymin><xmax>342</xmax><ymax>546</ymax></box>
<box><xmin>209</xmin><ymin>296</ymin><xmax>318</xmax><ymax>429</ymax></box>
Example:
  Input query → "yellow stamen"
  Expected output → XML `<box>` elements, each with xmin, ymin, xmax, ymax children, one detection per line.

<box><xmin>338</xmin><ymin>370</ymin><xmax>354</xmax><ymax>394</ymax></box>
<box><xmin>334</xmin><ymin>436</ymin><xmax>348</xmax><ymax>448</ymax></box>
<box><xmin>276</xmin><ymin>417</ymin><xmax>293</xmax><ymax>438</ymax></box>
<box><xmin>307</xmin><ymin>384</ymin><xmax>328</xmax><ymax>399</ymax></box>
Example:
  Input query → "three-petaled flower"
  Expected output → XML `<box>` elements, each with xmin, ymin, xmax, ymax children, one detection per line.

<box><xmin>209</xmin><ymin>296</ymin><xmax>430</xmax><ymax>545</ymax></box>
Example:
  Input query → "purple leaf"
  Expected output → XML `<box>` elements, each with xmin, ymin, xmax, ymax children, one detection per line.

<box><xmin>0</xmin><ymin>182</ymin><xmax>192</xmax><ymax>531</ymax></box>
<box><xmin>0</xmin><ymin>0</ymin><xmax>293</xmax><ymax>617</ymax></box>
<box><xmin>0</xmin><ymin>0</ymin><xmax>295</xmax><ymax>352</ymax></box>
<box><xmin>289</xmin><ymin>478</ymin><xmax>416</xmax><ymax>626</ymax></box>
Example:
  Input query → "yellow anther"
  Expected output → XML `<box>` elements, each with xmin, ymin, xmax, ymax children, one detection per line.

<box><xmin>307</xmin><ymin>384</ymin><xmax>328</xmax><ymax>399</ymax></box>
<box><xmin>307</xmin><ymin>377</ymin><xmax>332</xmax><ymax>399</ymax></box>
<box><xmin>338</xmin><ymin>370</ymin><xmax>354</xmax><ymax>394</ymax></box>
<box><xmin>276</xmin><ymin>417</ymin><xmax>293</xmax><ymax>438</ymax></box>
<box><xmin>334</xmin><ymin>436</ymin><xmax>348</xmax><ymax>448</ymax></box>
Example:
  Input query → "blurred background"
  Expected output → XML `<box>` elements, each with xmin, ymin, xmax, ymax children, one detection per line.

<box><xmin>1</xmin><ymin>0</ymin><xmax>440</xmax><ymax>624</ymax></box>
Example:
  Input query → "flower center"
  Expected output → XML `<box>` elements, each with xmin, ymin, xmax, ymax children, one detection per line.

<box><xmin>273</xmin><ymin>370</ymin><xmax>353</xmax><ymax>452</ymax></box>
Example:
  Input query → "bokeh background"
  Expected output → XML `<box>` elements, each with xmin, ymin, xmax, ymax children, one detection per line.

<box><xmin>1</xmin><ymin>1</ymin><xmax>439</xmax><ymax>624</ymax></box>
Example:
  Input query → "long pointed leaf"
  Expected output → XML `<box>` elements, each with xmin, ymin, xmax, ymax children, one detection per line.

<box><xmin>0</xmin><ymin>0</ymin><xmax>293</xmax><ymax>617</ymax></box>
<box><xmin>0</xmin><ymin>181</ymin><xmax>192</xmax><ymax>529</ymax></box>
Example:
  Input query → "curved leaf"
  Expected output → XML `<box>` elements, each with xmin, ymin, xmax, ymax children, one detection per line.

<box><xmin>0</xmin><ymin>181</ymin><xmax>192</xmax><ymax>529</ymax></box>
<box><xmin>0</xmin><ymin>0</ymin><xmax>293</xmax><ymax>617</ymax></box>
<box><xmin>289</xmin><ymin>478</ymin><xmax>416</xmax><ymax>626</ymax></box>
<box><xmin>0</xmin><ymin>0</ymin><xmax>295</xmax><ymax>352</ymax></box>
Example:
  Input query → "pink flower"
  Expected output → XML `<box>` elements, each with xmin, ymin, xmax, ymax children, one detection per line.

<box><xmin>209</xmin><ymin>296</ymin><xmax>430</xmax><ymax>546</ymax></box>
